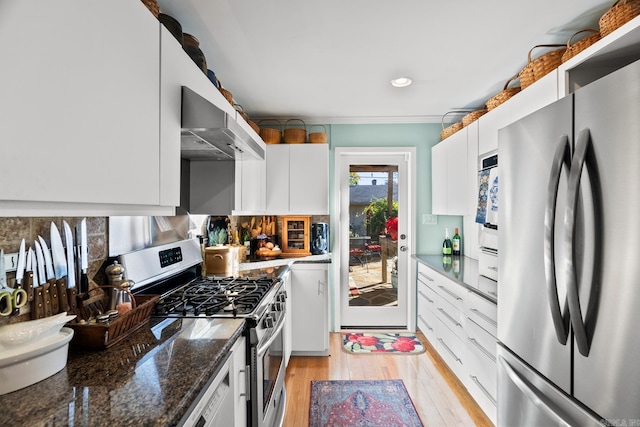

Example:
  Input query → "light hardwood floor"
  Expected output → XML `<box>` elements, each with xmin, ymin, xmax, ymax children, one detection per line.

<box><xmin>283</xmin><ymin>331</ymin><xmax>493</xmax><ymax>427</ymax></box>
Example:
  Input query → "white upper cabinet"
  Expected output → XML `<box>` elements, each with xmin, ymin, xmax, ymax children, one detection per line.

<box><xmin>0</xmin><ymin>0</ymin><xmax>174</xmax><ymax>216</ymax></box>
<box><xmin>266</xmin><ymin>144</ymin><xmax>328</xmax><ymax>215</ymax></box>
<box><xmin>432</xmin><ymin>125</ymin><xmax>475</xmax><ymax>216</ymax></box>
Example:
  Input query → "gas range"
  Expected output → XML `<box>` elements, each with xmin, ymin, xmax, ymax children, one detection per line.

<box><xmin>152</xmin><ymin>275</ymin><xmax>282</xmax><ymax>319</ymax></box>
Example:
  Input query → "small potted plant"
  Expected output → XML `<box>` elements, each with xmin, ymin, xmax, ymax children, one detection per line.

<box><xmin>385</xmin><ymin>216</ymin><xmax>398</xmax><ymax>241</ymax></box>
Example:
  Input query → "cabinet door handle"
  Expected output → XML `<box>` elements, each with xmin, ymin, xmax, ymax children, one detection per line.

<box><xmin>468</xmin><ymin>337</ymin><xmax>497</xmax><ymax>363</ymax></box>
<box><xmin>438</xmin><ymin>307</ymin><xmax>461</xmax><ymax>327</ymax></box>
<box><xmin>469</xmin><ymin>375</ymin><xmax>497</xmax><ymax>406</ymax></box>
<box><xmin>438</xmin><ymin>338</ymin><xmax>461</xmax><ymax>363</ymax></box>
<box><xmin>240</xmin><ymin>365</ymin><xmax>250</xmax><ymax>401</ymax></box>
<box><xmin>418</xmin><ymin>315</ymin><xmax>434</xmax><ymax>331</ymax></box>
<box><xmin>419</xmin><ymin>272</ymin><xmax>434</xmax><ymax>282</ymax></box>
<box><xmin>438</xmin><ymin>285</ymin><xmax>463</xmax><ymax>301</ymax></box>
<box><xmin>418</xmin><ymin>290</ymin><xmax>434</xmax><ymax>304</ymax></box>
<box><xmin>488</xmin><ymin>266</ymin><xmax>498</xmax><ymax>272</ymax></box>
<box><xmin>317</xmin><ymin>280</ymin><xmax>325</xmax><ymax>295</ymax></box>
<box><xmin>469</xmin><ymin>308</ymin><xmax>497</xmax><ymax>327</ymax></box>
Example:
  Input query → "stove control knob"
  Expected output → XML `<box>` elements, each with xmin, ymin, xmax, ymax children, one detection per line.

<box><xmin>263</xmin><ymin>314</ymin><xmax>275</xmax><ymax>329</ymax></box>
<box><xmin>277</xmin><ymin>293</ymin><xmax>287</xmax><ymax>303</ymax></box>
<box><xmin>271</xmin><ymin>302</ymin><xmax>283</xmax><ymax>312</ymax></box>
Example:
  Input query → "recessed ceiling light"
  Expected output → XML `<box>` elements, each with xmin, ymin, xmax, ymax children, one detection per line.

<box><xmin>391</xmin><ymin>77</ymin><xmax>412</xmax><ymax>88</ymax></box>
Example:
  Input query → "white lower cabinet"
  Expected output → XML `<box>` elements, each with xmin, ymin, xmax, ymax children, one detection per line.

<box><xmin>416</xmin><ymin>262</ymin><xmax>497</xmax><ymax>425</ymax></box>
<box><xmin>290</xmin><ymin>263</ymin><xmax>329</xmax><ymax>355</ymax></box>
<box><xmin>232</xmin><ymin>336</ymin><xmax>247</xmax><ymax>427</ymax></box>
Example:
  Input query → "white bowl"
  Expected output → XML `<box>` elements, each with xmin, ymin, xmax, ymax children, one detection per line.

<box><xmin>0</xmin><ymin>312</ymin><xmax>76</xmax><ymax>350</ymax></box>
<box><xmin>0</xmin><ymin>327</ymin><xmax>74</xmax><ymax>395</ymax></box>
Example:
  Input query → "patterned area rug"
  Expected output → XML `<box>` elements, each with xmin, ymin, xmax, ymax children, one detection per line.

<box><xmin>309</xmin><ymin>379</ymin><xmax>424</xmax><ymax>427</ymax></box>
<box><xmin>342</xmin><ymin>332</ymin><xmax>426</xmax><ymax>355</ymax></box>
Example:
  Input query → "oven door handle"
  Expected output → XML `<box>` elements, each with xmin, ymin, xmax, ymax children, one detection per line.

<box><xmin>257</xmin><ymin>313</ymin><xmax>286</xmax><ymax>358</ymax></box>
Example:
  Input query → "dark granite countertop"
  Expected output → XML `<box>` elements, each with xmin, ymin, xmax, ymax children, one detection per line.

<box><xmin>413</xmin><ymin>254</ymin><xmax>497</xmax><ymax>303</ymax></box>
<box><xmin>0</xmin><ymin>316</ymin><xmax>245</xmax><ymax>427</ymax></box>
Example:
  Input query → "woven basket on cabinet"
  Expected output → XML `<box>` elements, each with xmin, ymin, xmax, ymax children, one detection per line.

<box><xmin>308</xmin><ymin>125</ymin><xmax>327</xmax><ymax>143</ymax></box>
<box><xmin>440</xmin><ymin>111</ymin><xmax>467</xmax><ymax>140</ymax></box>
<box><xmin>561</xmin><ymin>29</ymin><xmax>601</xmax><ymax>63</ymax></box>
<box><xmin>462</xmin><ymin>109</ymin><xmax>488</xmax><ymax>127</ymax></box>
<box><xmin>599</xmin><ymin>0</ymin><xmax>640</xmax><ymax>37</ymax></box>
<box><xmin>486</xmin><ymin>74</ymin><xmax>521</xmax><ymax>111</ymax></box>
<box><xmin>140</xmin><ymin>0</ymin><xmax>160</xmax><ymax>17</ymax></box>
<box><xmin>283</xmin><ymin>119</ymin><xmax>307</xmax><ymax>144</ymax></box>
<box><xmin>258</xmin><ymin>119</ymin><xmax>282</xmax><ymax>144</ymax></box>
<box><xmin>518</xmin><ymin>44</ymin><xmax>566</xmax><ymax>89</ymax></box>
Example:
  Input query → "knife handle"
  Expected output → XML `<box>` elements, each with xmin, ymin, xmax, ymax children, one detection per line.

<box><xmin>24</xmin><ymin>273</ymin><xmax>34</xmax><ymax>302</ymax></box>
<box><xmin>57</xmin><ymin>279</ymin><xmax>70</xmax><ymax>313</ymax></box>
<box><xmin>68</xmin><ymin>287</ymin><xmax>78</xmax><ymax>313</ymax></box>
<box><xmin>48</xmin><ymin>279</ymin><xmax>59</xmax><ymax>315</ymax></box>
<box><xmin>80</xmin><ymin>272</ymin><xmax>89</xmax><ymax>295</ymax></box>
<box><xmin>41</xmin><ymin>283</ymin><xmax>53</xmax><ymax>317</ymax></box>
<box><xmin>32</xmin><ymin>287</ymin><xmax>45</xmax><ymax>319</ymax></box>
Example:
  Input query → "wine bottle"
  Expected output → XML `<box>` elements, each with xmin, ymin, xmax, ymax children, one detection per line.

<box><xmin>442</xmin><ymin>228</ymin><xmax>452</xmax><ymax>255</ymax></box>
<box><xmin>452</xmin><ymin>227</ymin><xmax>461</xmax><ymax>256</ymax></box>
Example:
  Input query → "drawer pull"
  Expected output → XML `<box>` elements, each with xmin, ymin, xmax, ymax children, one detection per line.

<box><xmin>419</xmin><ymin>272</ymin><xmax>434</xmax><ymax>282</ymax></box>
<box><xmin>468</xmin><ymin>337</ymin><xmax>497</xmax><ymax>363</ymax></box>
<box><xmin>470</xmin><ymin>308</ymin><xmax>497</xmax><ymax>327</ymax></box>
<box><xmin>438</xmin><ymin>338</ymin><xmax>461</xmax><ymax>363</ymax></box>
<box><xmin>438</xmin><ymin>285</ymin><xmax>463</xmax><ymax>301</ymax></box>
<box><xmin>418</xmin><ymin>315</ymin><xmax>434</xmax><ymax>331</ymax></box>
<box><xmin>438</xmin><ymin>307</ymin><xmax>461</xmax><ymax>327</ymax></box>
<box><xmin>470</xmin><ymin>375</ymin><xmax>497</xmax><ymax>406</ymax></box>
<box><xmin>488</xmin><ymin>290</ymin><xmax>497</xmax><ymax>297</ymax></box>
<box><xmin>418</xmin><ymin>290</ymin><xmax>434</xmax><ymax>304</ymax></box>
<box><xmin>488</xmin><ymin>266</ymin><xmax>498</xmax><ymax>271</ymax></box>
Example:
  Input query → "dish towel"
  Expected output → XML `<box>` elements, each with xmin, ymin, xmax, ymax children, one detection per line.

<box><xmin>475</xmin><ymin>169</ymin><xmax>491</xmax><ymax>224</ymax></box>
<box><xmin>486</xmin><ymin>166</ymin><xmax>499</xmax><ymax>225</ymax></box>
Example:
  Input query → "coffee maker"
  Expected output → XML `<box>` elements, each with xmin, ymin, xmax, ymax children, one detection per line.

<box><xmin>311</xmin><ymin>223</ymin><xmax>329</xmax><ymax>255</ymax></box>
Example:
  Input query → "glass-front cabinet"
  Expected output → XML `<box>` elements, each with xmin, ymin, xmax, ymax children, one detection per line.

<box><xmin>281</xmin><ymin>216</ymin><xmax>311</xmax><ymax>257</ymax></box>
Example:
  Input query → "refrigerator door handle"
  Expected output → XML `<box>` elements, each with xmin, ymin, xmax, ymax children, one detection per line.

<box><xmin>499</xmin><ymin>355</ymin><xmax>575</xmax><ymax>427</ymax></box>
<box><xmin>565</xmin><ymin>128</ymin><xmax>592</xmax><ymax>357</ymax></box>
<box><xmin>544</xmin><ymin>135</ymin><xmax>571</xmax><ymax>345</ymax></box>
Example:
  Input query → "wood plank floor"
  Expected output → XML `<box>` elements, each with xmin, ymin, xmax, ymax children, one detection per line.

<box><xmin>283</xmin><ymin>331</ymin><xmax>493</xmax><ymax>427</ymax></box>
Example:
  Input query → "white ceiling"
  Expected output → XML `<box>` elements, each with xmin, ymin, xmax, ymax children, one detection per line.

<box><xmin>157</xmin><ymin>0</ymin><xmax>614</xmax><ymax>124</ymax></box>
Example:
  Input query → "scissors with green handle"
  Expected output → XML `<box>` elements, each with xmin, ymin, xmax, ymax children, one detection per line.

<box><xmin>0</xmin><ymin>248</ymin><xmax>28</xmax><ymax>316</ymax></box>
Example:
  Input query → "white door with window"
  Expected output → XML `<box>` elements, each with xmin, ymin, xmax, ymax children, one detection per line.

<box><xmin>334</xmin><ymin>147</ymin><xmax>415</xmax><ymax>329</ymax></box>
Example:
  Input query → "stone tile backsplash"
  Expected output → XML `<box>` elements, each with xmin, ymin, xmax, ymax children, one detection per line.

<box><xmin>0</xmin><ymin>217</ymin><xmax>108</xmax><ymax>325</ymax></box>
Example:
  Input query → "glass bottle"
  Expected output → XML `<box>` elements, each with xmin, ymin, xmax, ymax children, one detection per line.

<box><xmin>442</xmin><ymin>228</ymin><xmax>452</xmax><ymax>255</ymax></box>
<box><xmin>452</xmin><ymin>227</ymin><xmax>461</xmax><ymax>256</ymax></box>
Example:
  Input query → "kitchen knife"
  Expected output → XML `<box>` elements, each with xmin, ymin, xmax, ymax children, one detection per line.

<box><xmin>76</xmin><ymin>218</ymin><xmax>89</xmax><ymax>294</ymax></box>
<box><xmin>30</xmin><ymin>244</ymin><xmax>45</xmax><ymax>319</ymax></box>
<box><xmin>51</xmin><ymin>222</ymin><xmax>70</xmax><ymax>313</ymax></box>
<box><xmin>38</xmin><ymin>235</ymin><xmax>59</xmax><ymax>314</ymax></box>
<box><xmin>14</xmin><ymin>239</ymin><xmax>29</xmax><ymax>299</ymax></box>
<box><xmin>34</xmin><ymin>240</ymin><xmax>52</xmax><ymax>318</ymax></box>
<box><xmin>63</xmin><ymin>220</ymin><xmax>76</xmax><ymax>313</ymax></box>
<box><xmin>24</xmin><ymin>245</ymin><xmax>34</xmax><ymax>302</ymax></box>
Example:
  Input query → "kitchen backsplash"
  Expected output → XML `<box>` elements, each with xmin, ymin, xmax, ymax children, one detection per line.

<box><xmin>0</xmin><ymin>217</ymin><xmax>108</xmax><ymax>325</ymax></box>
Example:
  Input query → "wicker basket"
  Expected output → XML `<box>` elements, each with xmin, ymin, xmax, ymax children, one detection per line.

<box><xmin>518</xmin><ymin>44</ymin><xmax>566</xmax><ymax>89</ymax></box>
<box><xmin>440</xmin><ymin>111</ymin><xmax>468</xmax><ymax>140</ymax></box>
<box><xmin>462</xmin><ymin>109</ymin><xmax>488</xmax><ymax>127</ymax></box>
<box><xmin>258</xmin><ymin>119</ymin><xmax>282</xmax><ymax>144</ymax></box>
<box><xmin>308</xmin><ymin>125</ymin><xmax>327</xmax><ymax>144</ymax></box>
<box><xmin>283</xmin><ymin>119</ymin><xmax>307</xmax><ymax>144</ymax></box>
<box><xmin>141</xmin><ymin>0</ymin><xmax>159</xmax><ymax>17</ymax></box>
<box><xmin>486</xmin><ymin>74</ymin><xmax>521</xmax><ymax>111</ymax></box>
<box><xmin>599</xmin><ymin>0</ymin><xmax>640</xmax><ymax>37</ymax></box>
<box><xmin>561</xmin><ymin>29</ymin><xmax>601</xmax><ymax>63</ymax></box>
<box><xmin>216</xmin><ymin>79</ymin><xmax>234</xmax><ymax>105</ymax></box>
<box><xmin>68</xmin><ymin>294</ymin><xmax>159</xmax><ymax>350</ymax></box>
<box><xmin>247</xmin><ymin>119</ymin><xmax>260</xmax><ymax>134</ymax></box>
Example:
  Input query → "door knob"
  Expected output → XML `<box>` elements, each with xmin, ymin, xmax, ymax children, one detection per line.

<box><xmin>400</xmin><ymin>234</ymin><xmax>406</xmax><ymax>240</ymax></box>
<box><xmin>400</xmin><ymin>246</ymin><xmax>408</xmax><ymax>252</ymax></box>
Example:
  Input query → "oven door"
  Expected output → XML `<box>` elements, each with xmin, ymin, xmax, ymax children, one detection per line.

<box><xmin>250</xmin><ymin>302</ymin><xmax>287</xmax><ymax>427</ymax></box>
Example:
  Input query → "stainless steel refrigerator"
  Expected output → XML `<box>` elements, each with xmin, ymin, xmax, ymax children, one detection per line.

<box><xmin>497</xmin><ymin>57</ymin><xmax>640</xmax><ymax>426</ymax></box>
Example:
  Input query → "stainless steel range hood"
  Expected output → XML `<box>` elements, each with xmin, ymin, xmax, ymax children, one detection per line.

<box><xmin>181</xmin><ymin>86</ymin><xmax>265</xmax><ymax>161</ymax></box>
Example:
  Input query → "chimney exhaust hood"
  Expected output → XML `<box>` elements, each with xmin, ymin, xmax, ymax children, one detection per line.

<box><xmin>181</xmin><ymin>86</ymin><xmax>265</xmax><ymax>161</ymax></box>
